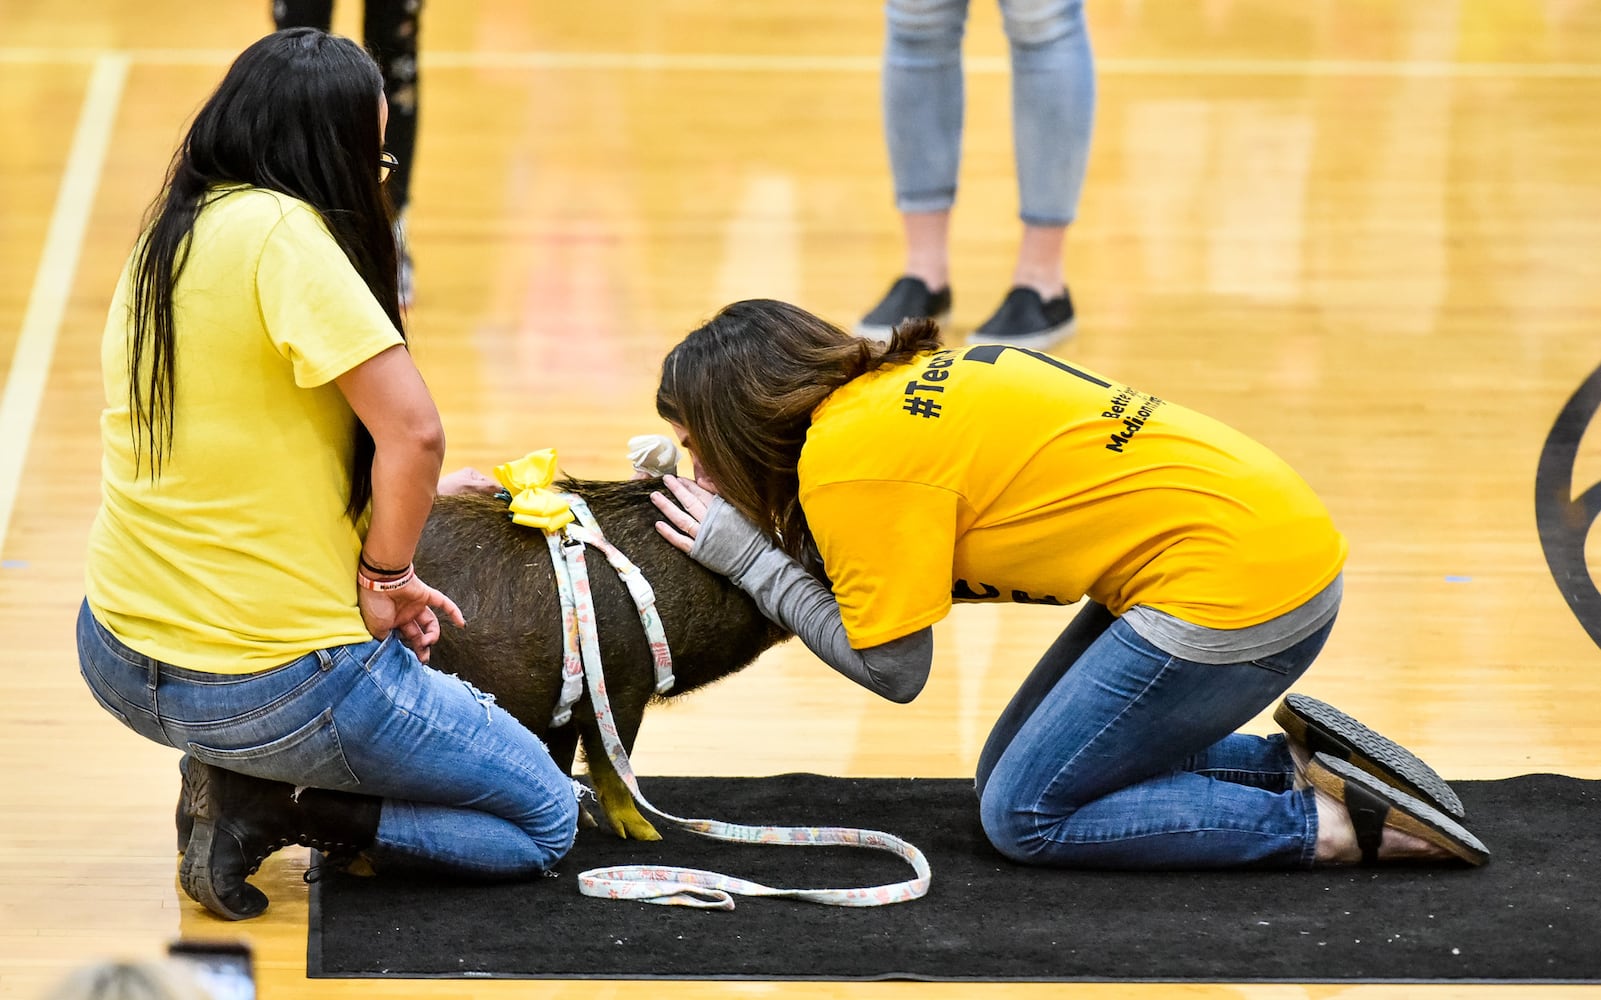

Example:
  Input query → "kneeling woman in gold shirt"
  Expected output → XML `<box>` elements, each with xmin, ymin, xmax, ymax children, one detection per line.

<box><xmin>648</xmin><ymin>299</ymin><xmax>1488</xmax><ymax>870</ymax></box>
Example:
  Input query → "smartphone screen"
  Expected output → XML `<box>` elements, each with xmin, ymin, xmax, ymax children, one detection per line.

<box><xmin>167</xmin><ymin>939</ymin><xmax>256</xmax><ymax>1000</ymax></box>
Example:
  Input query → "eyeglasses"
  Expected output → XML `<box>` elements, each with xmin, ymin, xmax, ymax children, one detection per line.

<box><xmin>379</xmin><ymin>151</ymin><xmax>400</xmax><ymax>183</ymax></box>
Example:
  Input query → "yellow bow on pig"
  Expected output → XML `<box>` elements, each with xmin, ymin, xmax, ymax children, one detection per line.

<box><xmin>492</xmin><ymin>449</ymin><xmax>575</xmax><ymax>532</ymax></box>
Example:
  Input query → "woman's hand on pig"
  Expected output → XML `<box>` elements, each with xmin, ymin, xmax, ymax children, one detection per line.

<box><xmin>651</xmin><ymin>475</ymin><xmax>773</xmax><ymax>583</ymax></box>
<box><xmin>438</xmin><ymin>467</ymin><xmax>500</xmax><ymax>495</ymax></box>
<box><xmin>649</xmin><ymin>475</ymin><xmax>715</xmax><ymax>552</ymax></box>
<box><xmin>358</xmin><ymin>576</ymin><xmax>466</xmax><ymax>664</ymax></box>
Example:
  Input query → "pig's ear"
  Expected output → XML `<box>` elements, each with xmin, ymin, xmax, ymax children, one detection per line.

<box><xmin>628</xmin><ymin>433</ymin><xmax>680</xmax><ymax>477</ymax></box>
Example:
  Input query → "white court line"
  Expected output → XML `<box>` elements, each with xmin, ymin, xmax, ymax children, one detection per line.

<box><xmin>0</xmin><ymin>54</ymin><xmax>127</xmax><ymax>556</ymax></box>
<box><xmin>2</xmin><ymin>46</ymin><xmax>1601</xmax><ymax>78</ymax></box>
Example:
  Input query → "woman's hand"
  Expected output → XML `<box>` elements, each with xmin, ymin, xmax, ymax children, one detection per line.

<box><xmin>358</xmin><ymin>575</ymin><xmax>466</xmax><ymax>664</ymax></box>
<box><xmin>649</xmin><ymin>474</ymin><xmax>719</xmax><ymax>553</ymax></box>
<box><xmin>438</xmin><ymin>467</ymin><xmax>500</xmax><ymax>496</ymax></box>
<box><xmin>651</xmin><ymin>475</ymin><xmax>775</xmax><ymax>584</ymax></box>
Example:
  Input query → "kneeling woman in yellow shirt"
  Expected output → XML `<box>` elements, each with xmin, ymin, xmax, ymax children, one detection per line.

<box><xmin>650</xmin><ymin>299</ymin><xmax>1488</xmax><ymax>869</ymax></box>
<box><xmin>76</xmin><ymin>29</ymin><xmax>578</xmax><ymax>921</ymax></box>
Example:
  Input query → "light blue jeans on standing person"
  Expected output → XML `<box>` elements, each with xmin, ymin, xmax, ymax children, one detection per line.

<box><xmin>975</xmin><ymin>601</ymin><xmax>1332</xmax><ymax>869</ymax></box>
<box><xmin>883</xmin><ymin>0</ymin><xmax>1096</xmax><ymax>225</ymax></box>
<box><xmin>75</xmin><ymin>600</ymin><xmax>578</xmax><ymax>878</ymax></box>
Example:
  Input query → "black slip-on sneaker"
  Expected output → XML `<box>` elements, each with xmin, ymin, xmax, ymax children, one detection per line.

<box><xmin>855</xmin><ymin>276</ymin><xmax>952</xmax><ymax>342</ymax></box>
<box><xmin>967</xmin><ymin>286</ymin><xmax>1075</xmax><ymax>349</ymax></box>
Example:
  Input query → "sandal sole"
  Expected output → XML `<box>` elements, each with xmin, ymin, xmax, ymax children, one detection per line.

<box><xmin>1276</xmin><ymin>693</ymin><xmax>1465</xmax><ymax>819</ymax></box>
<box><xmin>1307</xmin><ymin>752</ymin><xmax>1489</xmax><ymax>866</ymax></box>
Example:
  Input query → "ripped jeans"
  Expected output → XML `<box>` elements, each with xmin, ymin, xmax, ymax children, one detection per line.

<box><xmin>75</xmin><ymin>600</ymin><xmax>577</xmax><ymax>878</ymax></box>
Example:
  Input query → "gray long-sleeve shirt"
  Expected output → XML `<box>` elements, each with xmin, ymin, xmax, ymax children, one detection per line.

<box><xmin>688</xmin><ymin>498</ymin><xmax>933</xmax><ymax>702</ymax></box>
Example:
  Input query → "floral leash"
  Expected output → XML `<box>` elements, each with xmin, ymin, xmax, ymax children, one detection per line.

<box><xmin>492</xmin><ymin>449</ymin><xmax>675</xmax><ymax>729</ymax></box>
<box><xmin>541</xmin><ymin>498</ymin><xmax>674</xmax><ymax>728</ymax></box>
<box><xmin>542</xmin><ymin>491</ymin><xmax>933</xmax><ymax>910</ymax></box>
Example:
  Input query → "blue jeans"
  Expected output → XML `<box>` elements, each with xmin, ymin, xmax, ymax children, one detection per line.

<box><xmin>884</xmin><ymin>0</ymin><xmax>1096</xmax><ymax>225</ymax></box>
<box><xmin>76</xmin><ymin>600</ymin><xmax>578</xmax><ymax>878</ymax></box>
<box><xmin>976</xmin><ymin>602</ymin><xmax>1330</xmax><ymax>868</ymax></box>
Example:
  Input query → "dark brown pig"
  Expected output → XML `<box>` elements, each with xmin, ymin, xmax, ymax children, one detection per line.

<box><xmin>413</xmin><ymin>478</ymin><xmax>792</xmax><ymax>839</ymax></box>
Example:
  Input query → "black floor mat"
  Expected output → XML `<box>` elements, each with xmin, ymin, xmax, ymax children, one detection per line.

<box><xmin>308</xmin><ymin>772</ymin><xmax>1599</xmax><ymax>982</ymax></box>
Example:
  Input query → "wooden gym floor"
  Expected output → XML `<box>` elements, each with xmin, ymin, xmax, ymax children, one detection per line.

<box><xmin>2</xmin><ymin>1</ymin><xmax>1599</xmax><ymax>997</ymax></box>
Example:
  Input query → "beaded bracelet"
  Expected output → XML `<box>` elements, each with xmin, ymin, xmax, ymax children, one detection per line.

<box><xmin>357</xmin><ymin>564</ymin><xmax>416</xmax><ymax>592</ymax></box>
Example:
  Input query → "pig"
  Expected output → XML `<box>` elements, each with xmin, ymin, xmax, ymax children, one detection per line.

<box><xmin>176</xmin><ymin>477</ymin><xmax>791</xmax><ymax>847</ymax></box>
<box><xmin>412</xmin><ymin>478</ymin><xmax>792</xmax><ymax>839</ymax></box>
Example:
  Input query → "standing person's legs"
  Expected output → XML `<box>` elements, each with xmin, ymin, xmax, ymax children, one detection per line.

<box><xmin>1001</xmin><ymin>0</ymin><xmax>1093</xmax><ymax>287</ymax></box>
<box><xmin>364</xmin><ymin>0</ymin><xmax>421</xmax><ymax>218</ymax></box>
<box><xmin>272</xmin><ymin>0</ymin><xmax>334</xmax><ymax>32</ymax></box>
<box><xmin>970</xmin><ymin>0</ymin><xmax>1094</xmax><ymax>347</ymax></box>
<box><xmin>978</xmin><ymin>618</ymin><xmax>1330</xmax><ymax>868</ymax></box>
<box><xmin>857</xmin><ymin>0</ymin><xmax>970</xmax><ymax>339</ymax></box>
<box><xmin>365</xmin><ymin>0</ymin><xmax>423</xmax><ymax>305</ymax></box>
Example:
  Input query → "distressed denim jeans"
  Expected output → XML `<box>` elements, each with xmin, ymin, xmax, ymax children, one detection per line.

<box><xmin>976</xmin><ymin>602</ymin><xmax>1331</xmax><ymax>868</ymax></box>
<box><xmin>76</xmin><ymin>600</ymin><xmax>578</xmax><ymax>877</ymax></box>
<box><xmin>884</xmin><ymin>0</ymin><xmax>1096</xmax><ymax>224</ymax></box>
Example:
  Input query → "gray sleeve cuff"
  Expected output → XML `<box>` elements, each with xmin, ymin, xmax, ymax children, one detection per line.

<box><xmin>735</xmin><ymin>547</ymin><xmax>933</xmax><ymax>703</ymax></box>
<box><xmin>685</xmin><ymin>495</ymin><xmax>934</xmax><ymax>701</ymax></box>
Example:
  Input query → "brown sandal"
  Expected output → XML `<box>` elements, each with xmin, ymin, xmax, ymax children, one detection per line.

<box><xmin>1305</xmin><ymin>752</ymin><xmax>1489</xmax><ymax>866</ymax></box>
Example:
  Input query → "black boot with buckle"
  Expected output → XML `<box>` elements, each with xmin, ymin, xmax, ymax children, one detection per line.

<box><xmin>177</xmin><ymin>759</ymin><xmax>381</xmax><ymax>920</ymax></box>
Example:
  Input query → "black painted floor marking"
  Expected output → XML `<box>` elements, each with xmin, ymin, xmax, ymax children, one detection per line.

<box><xmin>1535</xmin><ymin>360</ymin><xmax>1601</xmax><ymax>650</ymax></box>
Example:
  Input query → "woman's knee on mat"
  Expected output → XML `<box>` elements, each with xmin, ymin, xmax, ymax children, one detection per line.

<box><xmin>530</xmin><ymin>791</ymin><xmax>581</xmax><ymax>865</ymax></box>
<box><xmin>979</xmin><ymin>780</ymin><xmax>1073</xmax><ymax>864</ymax></box>
<box><xmin>477</xmin><ymin>777</ymin><xmax>581</xmax><ymax>873</ymax></box>
<box><xmin>492</xmin><ymin>799</ymin><xmax>578</xmax><ymax>876</ymax></box>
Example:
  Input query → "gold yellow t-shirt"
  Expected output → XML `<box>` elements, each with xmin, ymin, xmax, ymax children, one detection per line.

<box><xmin>797</xmin><ymin>345</ymin><xmax>1348</xmax><ymax>649</ymax></box>
<box><xmin>85</xmin><ymin>187</ymin><xmax>404</xmax><ymax>674</ymax></box>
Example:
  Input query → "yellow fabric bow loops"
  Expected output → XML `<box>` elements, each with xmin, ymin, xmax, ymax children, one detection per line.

<box><xmin>492</xmin><ymin>449</ymin><xmax>575</xmax><ymax>532</ymax></box>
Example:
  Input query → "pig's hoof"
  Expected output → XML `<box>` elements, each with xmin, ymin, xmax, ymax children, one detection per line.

<box><xmin>608</xmin><ymin>812</ymin><xmax>662</xmax><ymax>841</ymax></box>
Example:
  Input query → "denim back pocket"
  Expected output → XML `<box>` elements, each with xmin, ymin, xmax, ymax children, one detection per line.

<box><xmin>77</xmin><ymin>648</ymin><xmax>172</xmax><ymax>745</ymax></box>
<box><xmin>1245</xmin><ymin>647</ymin><xmax>1302</xmax><ymax>676</ymax></box>
<box><xmin>79</xmin><ymin>663</ymin><xmax>136</xmax><ymax>729</ymax></box>
<box><xmin>184</xmin><ymin>708</ymin><xmax>361</xmax><ymax>790</ymax></box>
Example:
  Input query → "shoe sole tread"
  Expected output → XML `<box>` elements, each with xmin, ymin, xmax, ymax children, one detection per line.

<box><xmin>1277</xmin><ymin>693</ymin><xmax>1465</xmax><ymax>819</ymax></box>
<box><xmin>1307</xmin><ymin>752</ymin><xmax>1489</xmax><ymax>865</ymax></box>
<box><xmin>176</xmin><ymin>762</ymin><xmax>269</xmax><ymax>920</ymax></box>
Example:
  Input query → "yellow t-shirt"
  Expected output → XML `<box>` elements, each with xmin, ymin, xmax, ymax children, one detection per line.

<box><xmin>86</xmin><ymin>187</ymin><xmax>404</xmax><ymax>674</ymax></box>
<box><xmin>797</xmin><ymin>345</ymin><xmax>1348</xmax><ymax>649</ymax></box>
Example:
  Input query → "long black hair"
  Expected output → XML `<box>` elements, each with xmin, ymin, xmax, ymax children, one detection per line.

<box><xmin>128</xmin><ymin>27</ymin><xmax>400</xmax><ymax>520</ymax></box>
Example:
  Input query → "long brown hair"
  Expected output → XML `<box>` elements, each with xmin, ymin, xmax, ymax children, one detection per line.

<box><xmin>655</xmin><ymin>299</ymin><xmax>942</xmax><ymax>557</ymax></box>
<box><xmin>128</xmin><ymin>28</ymin><xmax>400</xmax><ymax>521</ymax></box>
